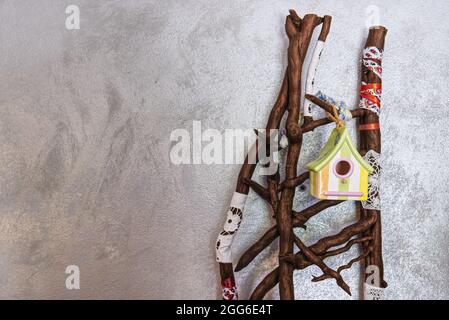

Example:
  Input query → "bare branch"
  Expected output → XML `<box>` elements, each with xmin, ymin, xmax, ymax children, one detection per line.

<box><xmin>278</xmin><ymin>172</ymin><xmax>310</xmax><ymax>190</ymax></box>
<box><xmin>312</xmin><ymin>246</ymin><xmax>373</xmax><ymax>282</ymax></box>
<box><xmin>293</xmin><ymin>235</ymin><xmax>351</xmax><ymax>295</ymax></box>
<box><xmin>249</xmin><ymin>214</ymin><xmax>377</xmax><ymax>299</ymax></box>
<box><xmin>243</xmin><ymin>178</ymin><xmax>270</xmax><ymax>201</ymax></box>
<box><xmin>235</xmin><ymin>200</ymin><xmax>343</xmax><ymax>272</ymax></box>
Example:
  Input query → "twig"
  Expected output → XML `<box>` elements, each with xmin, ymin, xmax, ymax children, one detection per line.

<box><xmin>249</xmin><ymin>213</ymin><xmax>377</xmax><ymax>299</ymax></box>
<box><xmin>312</xmin><ymin>246</ymin><xmax>373</xmax><ymax>282</ymax></box>
<box><xmin>235</xmin><ymin>200</ymin><xmax>343</xmax><ymax>272</ymax></box>
<box><xmin>243</xmin><ymin>178</ymin><xmax>270</xmax><ymax>201</ymax></box>
<box><xmin>323</xmin><ymin>236</ymin><xmax>372</xmax><ymax>258</ymax></box>
<box><xmin>278</xmin><ymin>172</ymin><xmax>310</xmax><ymax>190</ymax></box>
<box><xmin>293</xmin><ymin>235</ymin><xmax>351</xmax><ymax>295</ymax></box>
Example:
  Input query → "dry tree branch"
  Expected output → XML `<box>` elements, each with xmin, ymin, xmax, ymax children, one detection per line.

<box><xmin>312</xmin><ymin>246</ymin><xmax>373</xmax><ymax>282</ymax></box>
<box><xmin>303</xmin><ymin>15</ymin><xmax>331</xmax><ymax>124</ymax></box>
<box><xmin>243</xmin><ymin>178</ymin><xmax>270</xmax><ymax>201</ymax></box>
<box><xmin>218</xmin><ymin>70</ymin><xmax>289</xmax><ymax>295</ymax></box>
<box><xmin>235</xmin><ymin>200</ymin><xmax>343</xmax><ymax>272</ymax></box>
<box><xmin>278</xmin><ymin>172</ymin><xmax>309</xmax><ymax>190</ymax></box>
<box><xmin>249</xmin><ymin>213</ymin><xmax>377</xmax><ymax>300</ymax></box>
<box><xmin>357</xmin><ymin>26</ymin><xmax>388</xmax><ymax>289</ymax></box>
<box><xmin>301</xmin><ymin>94</ymin><xmax>367</xmax><ymax>133</ymax></box>
<box><xmin>267</xmin><ymin>171</ymin><xmax>280</xmax><ymax>214</ymax></box>
<box><xmin>323</xmin><ymin>236</ymin><xmax>372</xmax><ymax>258</ymax></box>
<box><xmin>250</xmin><ymin>236</ymin><xmax>368</xmax><ymax>300</ymax></box>
<box><xmin>293</xmin><ymin>235</ymin><xmax>351</xmax><ymax>295</ymax></box>
<box><xmin>275</xmin><ymin>11</ymin><xmax>322</xmax><ymax>300</ymax></box>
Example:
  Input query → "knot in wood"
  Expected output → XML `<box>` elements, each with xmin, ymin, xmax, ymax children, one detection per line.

<box><xmin>286</xmin><ymin>123</ymin><xmax>302</xmax><ymax>142</ymax></box>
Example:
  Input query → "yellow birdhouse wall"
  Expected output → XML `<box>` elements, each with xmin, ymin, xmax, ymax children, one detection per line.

<box><xmin>309</xmin><ymin>145</ymin><xmax>370</xmax><ymax>200</ymax></box>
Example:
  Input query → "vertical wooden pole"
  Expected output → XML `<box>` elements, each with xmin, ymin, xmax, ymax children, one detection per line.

<box><xmin>357</xmin><ymin>26</ymin><xmax>388</xmax><ymax>290</ymax></box>
<box><xmin>278</xmin><ymin>12</ymin><xmax>322</xmax><ymax>299</ymax></box>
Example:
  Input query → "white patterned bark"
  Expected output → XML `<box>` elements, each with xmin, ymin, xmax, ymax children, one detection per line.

<box><xmin>304</xmin><ymin>40</ymin><xmax>325</xmax><ymax>117</ymax></box>
<box><xmin>364</xmin><ymin>282</ymin><xmax>385</xmax><ymax>300</ymax></box>
<box><xmin>216</xmin><ymin>192</ymin><xmax>248</xmax><ymax>263</ymax></box>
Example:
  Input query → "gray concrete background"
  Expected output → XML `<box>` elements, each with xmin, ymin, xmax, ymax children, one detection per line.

<box><xmin>0</xmin><ymin>0</ymin><xmax>448</xmax><ymax>299</ymax></box>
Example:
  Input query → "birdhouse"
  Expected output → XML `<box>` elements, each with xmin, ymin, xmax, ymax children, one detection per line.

<box><xmin>306</xmin><ymin>127</ymin><xmax>374</xmax><ymax>201</ymax></box>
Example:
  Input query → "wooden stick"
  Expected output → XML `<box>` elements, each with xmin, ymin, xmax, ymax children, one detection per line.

<box><xmin>243</xmin><ymin>178</ymin><xmax>270</xmax><ymax>201</ymax></box>
<box><xmin>278</xmin><ymin>172</ymin><xmax>309</xmax><ymax>190</ymax></box>
<box><xmin>357</xmin><ymin>26</ymin><xmax>388</xmax><ymax>289</ymax></box>
<box><xmin>235</xmin><ymin>200</ymin><xmax>343</xmax><ymax>272</ymax></box>
<box><xmin>302</xmin><ymin>94</ymin><xmax>367</xmax><ymax>132</ymax></box>
<box><xmin>276</xmin><ymin>11</ymin><xmax>322</xmax><ymax>300</ymax></box>
<box><xmin>323</xmin><ymin>236</ymin><xmax>372</xmax><ymax>257</ymax></box>
<box><xmin>293</xmin><ymin>235</ymin><xmax>351</xmax><ymax>295</ymax></box>
<box><xmin>303</xmin><ymin>15</ymin><xmax>332</xmax><ymax>123</ymax></box>
<box><xmin>312</xmin><ymin>246</ymin><xmax>373</xmax><ymax>282</ymax></box>
<box><xmin>218</xmin><ymin>66</ymin><xmax>289</xmax><ymax>299</ymax></box>
<box><xmin>250</xmin><ymin>213</ymin><xmax>377</xmax><ymax>299</ymax></box>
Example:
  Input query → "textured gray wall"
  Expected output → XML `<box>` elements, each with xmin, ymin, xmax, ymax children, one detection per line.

<box><xmin>0</xmin><ymin>0</ymin><xmax>448</xmax><ymax>299</ymax></box>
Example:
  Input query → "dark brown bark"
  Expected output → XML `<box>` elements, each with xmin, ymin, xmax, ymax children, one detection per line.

<box><xmin>318</xmin><ymin>16</ymin><xmax>332</xmax><ymax>41</ymax></box>
<box><xmin>250</xmin><ymin>213</ymin><xmax>377</xmax><ymax>299</ymax></box>
<box><xmin>313</xmin><ymin>246</ymin><xmax>372</xmax><ymax>282</ymax></box>
<box><xmin>302</xmin><ymin>94</ymin><xmax>366</xmax><ymax>133</ymax></box>
<box><xmin>235</xmin><ymin>200</ymin><xmax>343</xmax><ymax>272</ymax></box>
<box><xmin>243</xmin><ymin>178</ymin><xmax>270</xmax><ymax>201</ymax></box>
<box><xmin>293</xmin><ymin>235</ymin><xmax>351</xmax><ymax>295</ymax></box>
<box><xmin>278</xmin><ymin>171</ymin><xmax>309</xmax><ymax>190</ymax></box>
<box><xmin>276</xmin><ymin>12</ymin><xmax>322</xmax><ymax>300</ymax></box>
<box><xmin>357</xmin><ymin>26</ymin><xmax>388</xmax><ymax>289</ymax></box>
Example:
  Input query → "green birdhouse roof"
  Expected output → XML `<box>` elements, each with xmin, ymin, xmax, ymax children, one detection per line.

<box><xmin>306</xmin><ymin>127</ymin><xmax>374</xmax><ymax>173</ymax></box>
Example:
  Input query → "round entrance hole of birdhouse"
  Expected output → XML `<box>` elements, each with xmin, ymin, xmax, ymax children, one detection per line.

<box><xmin>333</xmin><ymin>158</ymin><xmax>353</xmax><ymax>179</ymax></box>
